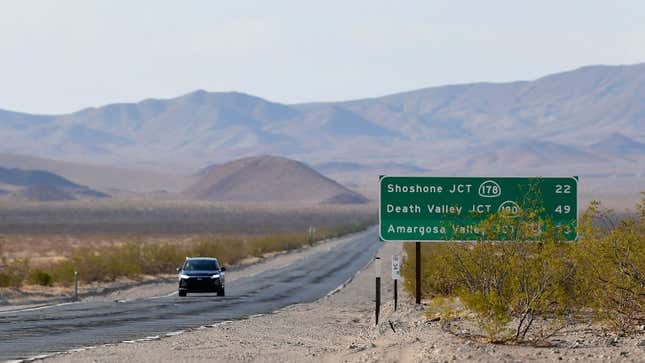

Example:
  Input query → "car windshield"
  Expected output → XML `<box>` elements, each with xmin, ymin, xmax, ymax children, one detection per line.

<box><xmin>183</xmin><ymin>260</ymin><xmax>219</xmax><ymax>271</ymax></box>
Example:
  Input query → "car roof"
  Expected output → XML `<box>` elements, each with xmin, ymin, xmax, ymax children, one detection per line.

<box><xmin>185</xmin><ymin>257</ymin><xmax>218</xmax><ymax>261</ymax></box>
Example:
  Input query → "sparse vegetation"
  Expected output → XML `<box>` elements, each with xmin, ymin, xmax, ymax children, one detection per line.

<box><xmin>576</xmin><ymin>196</ymin><xmax>645</xmax><ymax>334</ymax></box>
<box><xmin>0</xmin><ymin>202</ymin><xmax>375</xmax><ymax>288</ymax></box>
<box><xmin>0</xmin><ymin>199</ymin><xmax>375</xmax><ymax>234</ymax></box>
<box><xmin>403</xmin><ymin>193</ymin><xmax>645</xmax><ymax>342</ymax></box>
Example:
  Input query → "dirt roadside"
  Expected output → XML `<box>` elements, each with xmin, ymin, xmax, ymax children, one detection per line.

<box><xmin>42</xmin><ymin>241</ymin><xmax>645</xmax><ymax>363</ymax></box>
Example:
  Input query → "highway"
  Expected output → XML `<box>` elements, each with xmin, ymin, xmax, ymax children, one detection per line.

<box><xmin>0</xmin><ymin>228</ymin><xmax>380</xmax><ymax>362</ymax></box>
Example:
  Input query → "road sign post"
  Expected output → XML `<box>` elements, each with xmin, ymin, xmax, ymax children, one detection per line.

<box><xmin>415</xmin><ymin>242</ymin><xmax>421</xmax><ymax>304</ymax></box>
<box><xmin>375</xmin><ymin>257</ymin><xmax>381</xmax><ymax>326</ymax></box>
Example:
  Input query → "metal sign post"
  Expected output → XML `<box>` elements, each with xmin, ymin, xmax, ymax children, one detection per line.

<box><xmin>415</xmin><ymin>242</ymin><xmax>421</xmax><ymax>304</ymax></box>
<box><xmin>375</xmin><ymin>257</ymin><xmax>381</xmax><ymax>326</ymax></box>
<box><xmin>391</xmin><ymin>255</ymin><xmax>401</xmax><ymax>310</ymax></box>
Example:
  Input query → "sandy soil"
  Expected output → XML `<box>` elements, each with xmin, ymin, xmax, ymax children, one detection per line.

<box><xmin>43</xmin><ymin>241</ymin><xmax>645</xmax><ymax>363</ymax></box>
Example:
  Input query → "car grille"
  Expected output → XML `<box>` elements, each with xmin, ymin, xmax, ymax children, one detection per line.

<box><xmin>182</xmin><ymin>277</ymin><xmax>219</xmax><ymax>290</ymax></box>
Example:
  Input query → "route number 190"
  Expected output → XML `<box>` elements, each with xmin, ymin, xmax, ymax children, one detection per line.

<box><xmin>555</xmin><ymin>184</ymin><xmax>571</xmax><ymax>194</ymax></box>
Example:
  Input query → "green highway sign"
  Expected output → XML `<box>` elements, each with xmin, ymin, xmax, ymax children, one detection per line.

<box><xmin>379</xmin><ymin>176</ymin><xmax>578</xmax><ymax>242</ymax></box>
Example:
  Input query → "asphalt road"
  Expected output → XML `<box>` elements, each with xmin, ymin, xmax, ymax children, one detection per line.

<box><xmin>0</xmin><ymin>229</ymin><xmax>380</xmax><ymax>362</ymax></box>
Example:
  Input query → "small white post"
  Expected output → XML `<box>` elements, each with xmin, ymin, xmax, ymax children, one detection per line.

<box><xmin>73</xmin><ymin>271</ymin><xmax>79</xmax><ymax>301</ymax></box>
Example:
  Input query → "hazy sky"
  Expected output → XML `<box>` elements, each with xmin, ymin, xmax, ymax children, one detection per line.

<box><xmin>1</xmin><ymin>1</ymin><xmax>644</xmax><ymax>114</ymax></box>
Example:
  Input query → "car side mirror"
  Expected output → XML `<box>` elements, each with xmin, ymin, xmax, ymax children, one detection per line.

<box><xmin>221</xmin><ymin>267</ymin><xmax>226</xmax><ymax>272</ymax></box>
<box><xmin>176</xmin><ymin>267</ymin><xmax>181</xmax><ymax>273</ymax></box>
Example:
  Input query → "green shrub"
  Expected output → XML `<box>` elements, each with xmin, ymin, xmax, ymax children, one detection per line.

<box><xmin>48</xmin><ymin>260</ymin><xmax>76</xmax><ymax>286</ymax></box>
<box><xmin>28</xmin><ymin>269</ymin><xmax>53</xmax><ymax>286</ymax></box>
<box><xmin>403</xmin><ymin>193</ymin><xmax>581</xmax><ymax>342</ymax></box>
<box><xmin>402</xmin><ymin>243</ymin><xmax>459</xmax><ymax>298</ymax></box>
<box><xmin>575</xmin><ymin>197</ymin><xmax>645</xmax><ymax>333</ymax></box>
<box><xmin>0</xmin><ymin>257</ymin><xmax>30</xmax><ymax>288</ymax></box>
<box><xmin>403</xmin><ymin>193</ymin><xmax>645</xmax><ymax>341</ymax></box>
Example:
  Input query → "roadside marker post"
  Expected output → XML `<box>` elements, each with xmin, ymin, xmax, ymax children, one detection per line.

<box><xmin>73</xmin><ymin>271</ymin><xmax>79</xmax><ymax>302</ymax></box>
<box><xmin>375</xmin><ymin>257</ymin><xmax>381</xmax><ymax>326</ymax></box>
<box><xmin>307</xmin><ymin>225</ymin><xmax>316</xmax><ymax>244</ymax></box>
<box><xmin>392</xmin><ymin>255</ymin><xmax>401</xmax><ymax>311</ymax></box>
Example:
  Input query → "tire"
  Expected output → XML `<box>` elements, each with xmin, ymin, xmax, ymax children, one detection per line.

<box><xmin>178</xmin><ymin>290</ymin><xmax>187</xmax><ymax>297</ymax></box>
<box><xmin>217</xmin><ymin>288</ymin><xmax>225</xmax><ymax>297</ymax></box>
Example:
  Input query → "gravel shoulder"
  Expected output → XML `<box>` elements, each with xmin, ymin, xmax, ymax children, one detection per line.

<box><xmin>44</xmin><ymin>240</ymin><xmax>645</xmax><ymax>363</ymax></box>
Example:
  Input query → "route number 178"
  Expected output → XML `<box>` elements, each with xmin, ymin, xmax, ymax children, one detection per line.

<box><xmin>555</xmin><ymin>184</ymin><xmax>571</xmax><ymax>194</ymax></box>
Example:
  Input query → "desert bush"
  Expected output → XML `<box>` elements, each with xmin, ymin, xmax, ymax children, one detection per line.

<box><xmin>402</xmin><ymin>243</ymin><xmax>459</xmax><ymax>298</ymax></box>
<box><xmin>47</xmin><ymin>260</ymin><xmax>76</xmax><ymax>286</ymax></box>
<box><xmin>575</xmin><ymin>197</ymin><xmax>645</xmax><ymax>333</ymax></box>
<box><xmin>140</xmin><ymin>242</ymin><xmax>184</xmax><ymax>274</ymax></box>
<box><xmin>403</xmin><ymin>193</ymin><xmax>645</xmax><ymax>341</ymax></box>
<box><xmin>454</xmin><ymin>237</ymin><xmax>578</xmax><ymax>341</ymax></box>
<box><xmin>403</xmin><ymin>188</ymin><xmax>581</xmax><ymax>342</ymax></box>
<box><xmin>0</xmin><ymin>257</ymin><xmax>30</xmax><ymax>288</ymax></box>
<box><xmin>28</xmin><ymin>269</ymin><xmax>53</xmax><ymax>286</ymax></box>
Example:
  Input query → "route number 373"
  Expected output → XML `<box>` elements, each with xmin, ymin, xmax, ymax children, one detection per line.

<box><xmin>555</xmin><ymin>184</ymin><xmax>571</xmax><ymax>194</ymax></box>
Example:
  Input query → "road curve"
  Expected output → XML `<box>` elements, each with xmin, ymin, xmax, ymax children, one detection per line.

<box><xmin>0</xmin><ymin>228</ymin><xmax>380</xmax><ymax>362</ymax></box>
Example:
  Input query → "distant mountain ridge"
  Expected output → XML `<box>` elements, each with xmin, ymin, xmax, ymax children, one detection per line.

<box><xmin>0</xmin><ymin>167</ymin><xmax>81</xmax><ymax>189</ymax></box>
<box><xmin>0</xmin><ymin>63</ymin><xmax>644</xmax><ymax>172</ymax></box>
<box><xmin>590</xmin><ymin>133</ymin><xmax>645</xmax><ymax>157</ymax></box>
<box><xmin>0</xmin><ymin>166</ymin><xmax>108</xmax><ymax>201</ymax></box>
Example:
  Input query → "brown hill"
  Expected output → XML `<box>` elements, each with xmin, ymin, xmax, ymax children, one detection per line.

<box><xmin>183</xmin><ymin>156</ymin><xmax>368</xmax><ymax>204</ymax></box>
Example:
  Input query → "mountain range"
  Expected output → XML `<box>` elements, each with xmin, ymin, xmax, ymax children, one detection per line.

<box><xmin>1</xmin><ymin>63</ymin><xmax>643</xmax><ymax>172</ymax></box>
<box><xmin>0</xmin><ymin>63</ymin><xmax>644</xmax><ymax>207</ymax></box>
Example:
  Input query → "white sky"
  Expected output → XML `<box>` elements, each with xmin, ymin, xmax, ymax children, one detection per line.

<box><xmin>1</xmin><ymin>0</ymin><xmax>644</xmax><ymax>114</ymax></box>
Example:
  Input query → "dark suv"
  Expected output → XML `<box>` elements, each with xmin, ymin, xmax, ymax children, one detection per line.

<box><xmin>177</xmin><ymin>257</ymin><xmax>226</xmax><ymax>297</ymax></box>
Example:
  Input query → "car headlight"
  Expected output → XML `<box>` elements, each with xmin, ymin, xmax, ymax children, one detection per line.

<box><xmin>211</xmin><ymin>274</ymin><xmax>220</xmax><ymax>279</ymax></box>
<box><xmin>179</xmin><ymin>274</ymin><xmax>190</xmax><ymax>279</ymax></box>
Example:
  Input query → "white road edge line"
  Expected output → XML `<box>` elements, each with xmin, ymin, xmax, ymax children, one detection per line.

<box><xmin>0</xmin><ymin>301</ymin><xmax>78</xmax><ymax>315</ymax></box>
